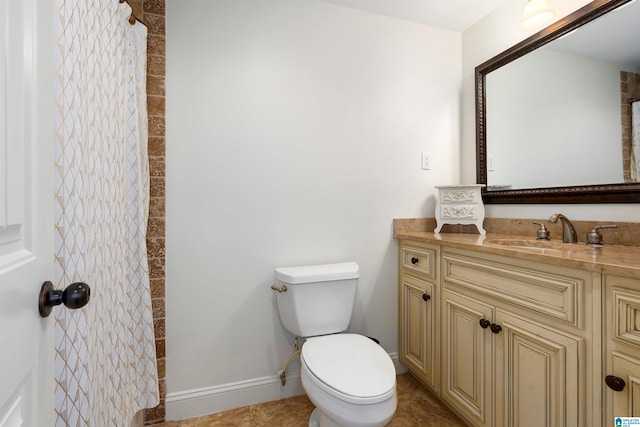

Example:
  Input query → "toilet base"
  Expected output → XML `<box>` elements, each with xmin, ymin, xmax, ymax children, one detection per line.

<box><xmin>308</xmin><ymin>407</ymin><xmax>344</xmax><ymax>427</ymax></box>
<box><xmin>309</xmin><ymin>408</ymin><xmax>319</xmax><ymax>427</ymax></box>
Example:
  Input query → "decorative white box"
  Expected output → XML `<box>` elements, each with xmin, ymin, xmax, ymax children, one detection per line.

<box><xmin>434</xmin><ymin>185</ymin><xmax>486</xmax><ymax>235</ymax></box>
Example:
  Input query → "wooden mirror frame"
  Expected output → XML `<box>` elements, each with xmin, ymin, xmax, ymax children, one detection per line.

<box><xmin>475</xmin><ymin>0</ymin><xmax>640</xmax><ymax>204</ymax></box>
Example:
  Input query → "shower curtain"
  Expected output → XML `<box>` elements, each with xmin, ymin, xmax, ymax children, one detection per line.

<box><xmin>53</xmin><ymin>1</ymin><xmax>159</xmax><ymax>425</ymax></box>
<box><xmin>632</xmin><ymin>100</ymin><xmax>640</xmax><ymax>182</ymax></box>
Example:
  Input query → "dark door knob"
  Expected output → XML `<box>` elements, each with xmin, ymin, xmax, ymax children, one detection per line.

<box><xmin>605</xmin><ymin>375</ymin><xmax>626</xmax><ymax>392</ymax></box>
<box><xmin>39</xmin><ymin>281</ymin><xmax>91</xmax><ymax>317</ymax></box>
<box><xmin>411</xmin><ymin>257</ymin><xmax>419</xmax><ymax>264</ymax></box>
<box><xmin>422</xmin><ymin>293</ymin><xmax>431</xmax><ymax>302</ymax></box>
<box><xmin>490</xmin><ymin>323</ymin><xmax>502</xmax><ymax>334</ymax></box>
<box><xmin>479</xmin><ymin>319</ymin><xmax>491</xmax><ymax>329</ymax></box>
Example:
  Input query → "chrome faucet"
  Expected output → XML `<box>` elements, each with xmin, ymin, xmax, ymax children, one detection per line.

<box><xmin>548</xmin><ymin>213</ymin><xmax>578</xmax><ymax>243</ymax></box>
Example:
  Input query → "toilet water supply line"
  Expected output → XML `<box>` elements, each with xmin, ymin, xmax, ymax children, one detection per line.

<box><xmin>278</xmin><ymin>336</ymin><xmax>302</xmax><ymax>386</ymax></box>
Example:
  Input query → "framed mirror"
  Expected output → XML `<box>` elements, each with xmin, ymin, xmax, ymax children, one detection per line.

<box><xmin>476</xmin><ymin>0</ymin><xmax>640</xmax><ymax>203</ymax></box>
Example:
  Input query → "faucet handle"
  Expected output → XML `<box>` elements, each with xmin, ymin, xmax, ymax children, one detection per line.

<box><xmin>532</xmin><ymin>222</ymin><xmax>550</xmax><ymax>241</ymax></box>
<box><xmin>586</xmin><ymin>224</ymin><xmax>617</xmax><ymax>246</ymax></box>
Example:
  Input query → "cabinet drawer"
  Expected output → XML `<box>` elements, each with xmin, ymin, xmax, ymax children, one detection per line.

<box><xmin>401</xmin><ymin>242</ymin><xmax>438</xmax><ymax>280</ymax></box>
<box><xmin>443</xmin><ymin>248</ymin><xmax>589</xmax><ymax>326</ymax></box>
<box><xmin>605</xmin><ymin>275</ymin><xmax>640</xmax><ymax>347</ymax></box>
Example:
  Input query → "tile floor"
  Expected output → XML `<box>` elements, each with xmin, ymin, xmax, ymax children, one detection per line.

<box><xmin>157</xmin><ymin>374</ymin><xmax>466</xmax><ymax>426</ymax></box>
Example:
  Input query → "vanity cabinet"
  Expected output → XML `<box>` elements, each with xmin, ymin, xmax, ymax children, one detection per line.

<box><xmin>398</xmin><ymin>240</ymin><xmax>440</xmax><ymax>392</ymax></box>
<box><xmin>397</xmin><ymin>233</ymin><xmax>640</xmax><ymax>426</ymax></box>
<box><xmin>603</xmin><ymin>275</ymin><xmax>640</xmax><ymax>421</ymax></box>
<box><xmin>440</xmin><ymin>248</ymin><xmax>593</xmax><ymax>427</ymax></box>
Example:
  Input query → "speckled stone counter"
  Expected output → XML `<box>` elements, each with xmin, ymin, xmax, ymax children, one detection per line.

<box><xmin>394</xmin><ymin>218</ymin><xmax>640</xmax><ymax>279</ymax></box>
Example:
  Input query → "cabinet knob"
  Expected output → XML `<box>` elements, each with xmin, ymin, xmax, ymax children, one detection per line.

<box><xmin>605</xmin><ymin>375</ymin><xmax>626</xmax><ymax>392</ymax></box>
<box><xmin>422</xmin><ymin>293</ymin><xmax>431</xmax><ymax>302</ymax></box>
<box><xmin>490</xmin><ymin>323</ymin><xmax>502</xmax><ymax>334</ymax></box>
<box><xmin>479</xmin><ymin>319</ymin><xmax>491</xmax><ymax>329</ymax></box>
<box><xmin>411</xmin><ymin>257</ymin><xmax>419</xmax><ymax>265</ymax></box>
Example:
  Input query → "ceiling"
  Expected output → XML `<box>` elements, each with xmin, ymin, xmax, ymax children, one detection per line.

<box><xmin>322</xmin><ymin>0</ymin><xmax>514</xmax><ymax>32</ymax></box>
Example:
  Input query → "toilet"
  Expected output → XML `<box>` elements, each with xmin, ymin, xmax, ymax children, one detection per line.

<box><xmin>273</xmin><ymin>262</ymin><xmax>397</xmax><ymax>427</ymax></box>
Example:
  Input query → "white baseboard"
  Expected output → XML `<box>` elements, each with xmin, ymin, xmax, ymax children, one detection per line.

<box><xmin>166</xmin><ymin>352</ymin><xmax>404</xmax><ymax>422</ymax></box>
<box><xmin>165</xmin><ymin>371</ymin><xmax>305</xmax><ymax>421</ymax></box>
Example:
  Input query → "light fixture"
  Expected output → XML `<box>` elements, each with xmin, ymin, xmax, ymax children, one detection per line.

<box><xmin>520</xmin><ymin>0</ymin><xmax>555</xmax><ymax>30</ymax></box>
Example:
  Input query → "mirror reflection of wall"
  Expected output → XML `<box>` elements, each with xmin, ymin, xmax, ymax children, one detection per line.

<box><xmin>482</xmin><ymin>0</ymin><xmax>640</xmax><ymax>193</ymax></box>
<box><xmin>486</xmin><ymin>48</ymin><xmax>629</xmax><ymax>190</ymax></box>
<box><xmin>621</xmin><ymin>72</ymin><xmax>640</xmax><ymax>182</ymax></box>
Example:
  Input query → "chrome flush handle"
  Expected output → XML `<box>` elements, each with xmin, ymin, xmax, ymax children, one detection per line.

<box><xmin>271</xmin><ymin>284</ymin><xmax>287</xmax><ymax>293</ymax></box>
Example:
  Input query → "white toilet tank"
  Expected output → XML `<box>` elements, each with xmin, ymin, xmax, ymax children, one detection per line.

<box><xmin>273</xmin><ymin>262</ymin><xmax>359</xmax><ymax>337</ymax></box>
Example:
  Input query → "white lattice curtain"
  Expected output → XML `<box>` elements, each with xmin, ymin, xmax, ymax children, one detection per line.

<box><xmin>53</xmin><ymin>0</ymin><xmax>159</xmax><ymax>425</ymax></box>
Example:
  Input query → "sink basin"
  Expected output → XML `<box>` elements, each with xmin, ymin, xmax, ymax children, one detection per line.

<box><xmin>486</xmin><ymin>239</ymin><xmax>595</xmax><ymax>252</ymax></box>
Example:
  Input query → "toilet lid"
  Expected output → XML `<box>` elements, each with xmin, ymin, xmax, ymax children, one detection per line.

<box><xmin>302</xmin><ymin>334</ymin><xmax>395</xmax><ymax>399</ymax></box>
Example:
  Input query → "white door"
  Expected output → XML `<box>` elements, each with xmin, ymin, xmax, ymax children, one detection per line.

<box><xmin>0</xmin><ymin>0</ymin><xmax>55</xmax><ymax>425</ymax></box>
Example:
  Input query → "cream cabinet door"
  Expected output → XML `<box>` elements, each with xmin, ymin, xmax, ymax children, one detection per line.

<box><xmin>604</xmin><ymin>275</ymin><xmax>640</xmax><ymax>422</ymax></box>
<box><xmin>494</xmin><ymin>309</ymin><xmax>583</xmax><ymax>427</ymax></box>
<box><xmin>608</xmin><ymin>352</ymin><xmax>640</xmax><ymax>418</ymax></box>
<box><xmin>442</xmin><ymin>289</ymin><xmax>494</xmax><ymax>427</ymax></box>
<box><xmin>399</xmin><ymin>274</ymin><xmax>438</xmax><ymax>390</ymax></box>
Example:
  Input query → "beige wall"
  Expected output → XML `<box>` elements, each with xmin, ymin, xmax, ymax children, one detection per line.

<box><xmin>165</xmin><ymin>0</ymin><xmax>462</xmax><ymax>420</ymax></box>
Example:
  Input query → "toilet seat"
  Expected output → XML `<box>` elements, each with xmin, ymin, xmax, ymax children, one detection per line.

<box><xmin>301</xmin><ymin>334</ymin><xmax>396</xmax><ymax>405</ymax></box>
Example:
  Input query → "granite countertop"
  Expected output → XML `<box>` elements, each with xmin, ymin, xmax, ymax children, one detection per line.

<box><xmin>394</xmin><ymin>230</ymin><xmax>640</xmax><ymax>279</ymax></box>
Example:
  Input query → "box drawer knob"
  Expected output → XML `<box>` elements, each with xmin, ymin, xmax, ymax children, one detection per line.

<box><xmin>605</xmin><ymin>375</ymin><xmax>626</xmax><ymax>392</ymax></box>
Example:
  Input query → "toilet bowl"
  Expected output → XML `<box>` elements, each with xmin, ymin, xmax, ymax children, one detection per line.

<box><xmin>272</xmin><ymin>263</ymin><xmax>397</xmax><ymax>426</ymax></box>
<box><xmin>301</xmin><ymin>334</ymin><xmax>397</xmax><ymax>427</ymax></box>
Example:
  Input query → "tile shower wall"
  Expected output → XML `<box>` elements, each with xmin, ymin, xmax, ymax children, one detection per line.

<box><xmin>131</xmin><ymin>0</ymin><xmax>167</xmax><ymax>424</ymax></box>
